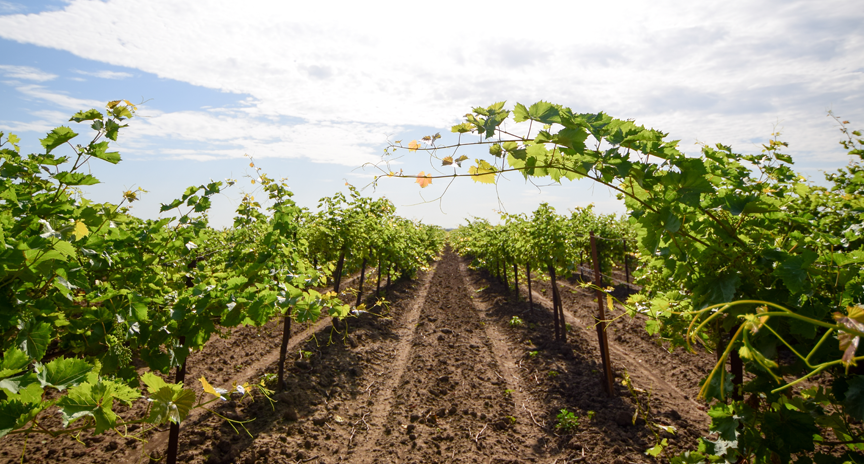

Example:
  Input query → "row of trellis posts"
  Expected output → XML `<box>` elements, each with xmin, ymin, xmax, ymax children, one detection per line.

<box><xmin>165</xmin><ymin>248</ymin><xmax>397</xmax><ymax>464</ymax></box>
<box><xmin>492</xmin><ymin>231</ymin><xmax>637</xmax><ymax>398</ymax></box>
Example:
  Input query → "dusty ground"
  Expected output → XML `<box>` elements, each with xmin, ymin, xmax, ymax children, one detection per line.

<box><xmin>0</xmin><ymin>249</ymin><xmax>715</xmax><ymax>464</ymax></box>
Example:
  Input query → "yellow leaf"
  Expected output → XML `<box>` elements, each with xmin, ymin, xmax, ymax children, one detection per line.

<box><xmin>199</xmin><ymin>376</ymin><xmax>220</xmax><ymax>398</ymax></box>
<box><xmin>606</xmin><ymin>293</ymin><xmax>614</xmax><ymax>312</ymax></box>
<box><xmin>408</xmin><ymin>140</ymin><xmax>420</xmax><ymax>152</ymax></box>
<box><xmin>72</xmin><ymin>220</ymin><xmax>89</xmax><ymax>241</ymax></box>
<box><xmin>468</xmin><ymin>160</ymin><xmax>496</xmax><ymax>184</ymax></box>
<box><xmin>415</xmin><ymin>171</ymin><xmax>432</xmax><ymax>188</ymax></box>
<box><xmin>442</xmin><ymin>156</ymin><xmax>453</xmax><ymax>166</ymax></box>
<box><xmin>454</xmin><ymin>155</ymin><xmax>469</xmax><ymax>167</ymax></box>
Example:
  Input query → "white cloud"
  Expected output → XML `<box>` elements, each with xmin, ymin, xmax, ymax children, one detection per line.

<box><xmin>0</xmin><ymin>65</ymin><xmax>57</xmax><ymax>82</ymax></box>
<box><xmin>73</xmin><ymin>69</ymin><xmax>133</xmax><ymax>79</ymax></box>
<box><xmin>0</xmin><ymin>119</ymin><xmax>58</xmax><ymax>133</ymax></box>
<box><xmin>15</xmin><ymin>84</ymin><xmax>103</xmax><ymax>110</ymax></box>
<box><xmin>118</xmin><ymin>106</ymin><xmax>398</xmax><ymax>165</ymax></box>
<box><xmin>0</xmin><ymin>2</ymin><xmax>24</xmax><ymax>13</ymax></box>
<box><xmin>0</xmin><ymin>0</ymin><xmax>861</xmax><ymax>167</ymax></box>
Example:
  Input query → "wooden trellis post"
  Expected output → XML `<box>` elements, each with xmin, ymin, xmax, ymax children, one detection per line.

<box><xmin>590</xmin><ymin>232</ymin><xmax>615</xmax><ymax>396</ymax></box>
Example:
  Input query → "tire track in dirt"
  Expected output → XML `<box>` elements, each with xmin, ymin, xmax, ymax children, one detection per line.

<box><xmin>360</xmin><ymin>248</ymin><xmax>558</xmax><ymax>464</ymax></box>
<box><xmin>457</xmin><ymin>260</ymin><xmax>549</xmax><ymax>436</ymax></box>
<box><xmin>348</xmin><ymin>259</ymin><xmax>438</xmax><ymax>460</ymax></box>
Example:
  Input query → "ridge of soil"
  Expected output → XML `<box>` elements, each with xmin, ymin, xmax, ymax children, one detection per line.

<box><xmin>1</xmin><ymin>250</ymin><xmax>714</xmax><ymax>464</ymax></box>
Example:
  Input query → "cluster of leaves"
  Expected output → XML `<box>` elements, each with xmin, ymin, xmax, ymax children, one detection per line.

<box><xmin>387</xmin><ymin>101</ymin><xmax>864</xmax><ymax>462</ymax></box>
<box><xmin>0</xmin><ymin>103</ymin><xmax>349</xmax><ymax>442</ymax></box>
<box><xmin>554</xmin><ymin>408</ymin><xmax>579</xmax><ymax>433</ymax></box>
<box><xmin>301</xmin><ymin>186</ymin><xmax>444</xmax><ymax>293</ymax></box>
<box><xmin>450</xmin><ymin>203</ymin><xmax>633</xmax><ymax>287</ymax></box>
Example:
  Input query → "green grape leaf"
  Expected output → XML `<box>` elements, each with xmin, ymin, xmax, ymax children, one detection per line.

<box><xmin>645</xmin><ymin>319</ymin><xmax>661</xmax><ymax>335</ymax></box>
<box><xmin>513</xmin><ymin>103</ymin><xmax>530</xmax><ymax>122</ymax></box>
<box><xmin>527</xmin><ymin>101</ymin><xmax>560</xmax><ymax>124</ymax></box>
<box><xmin>294</xmin><ymin>300</ymin><xmax>322</xmax><ymax>323</ymax></box>
<box><xmin>54</xmin><ymin>172</ymin><xmax>100</xmax><ymax>186</ymax></box>
<box><xmin>36</xmin><ymin>357</ymin><xmax>94</xmax><ymax>391</ymax></box>
<box><xmin>762</xmin><ymin>409</ymin><xmax>818</xmax><ymax>459</ymax></box>
<box><xmin>5</xmin><ymin>381</ymin><xmax>44</xmax><ymax>405</ymax></box>
<box><xmin>160</xmin><ymin>199</ymin><xmax>183</xmax><ymax>212</ymax></box>
<box><xmin>328</xmin><ymin>303</ymin><xmax>351</xmax><ymax>319</ymax></box>
<box><xmin>514</xmin><ymin>101</ymin><xmax>560</xmax><ymax>124</ymax></box>
<box><xmin>52</xmin><ymin>240</ymin><xmax>77</xmax><ymax>259</ymax></box>
<box><xmin>772</xmin><ymin>251</ymin><xmax>818</xmax><ymax>294</ymax></box>
<box><xmin>40</xmin><ymin>126</ymin><xmax>78</xmax><ymax>153</ymax></box>
<box><xmin>88</xmin><ymin>141</ymin><xmax>121</xmax><ymax>164</ymax></box>
<box><xmin>225</xmin><ymin>276</ymin><xmax>248</xmax><ymax>291</ymax></box>
<box><xmin>0</xmin><ymin>347</ymin><xmax>30</xmax><ymax>378</ymax></box>
<box><xmin>0</xmin><ymin>186</ymin><xmax>18</xmax><ymax>204</ymax></box>
<box><xmin>645</xmin><ymin>438</ymin><xmax>667</xmax><ymax>457</ymax></box>
<box><xmin>105</xmin><ymin>119</ymin><xmax>122</xmax><ymax>141</ymax></box>
<box><xmin>0</xmin><ymin>372</ymin><xmax>39</xmax><ymax>396</ymax></box>
<box><xmin>0</xmin><ymin>400</ymin><xmax>43</xmax><ymax>438</ymax></box>
<box><xmin>147</xmin><ymin>385</ymin><xmax>196</xmax><ymax>425</ymax></box>
<box><xmin>707</xmin><ymin>403</ymin><xmax>738</xmax><ymax>441</ymax></box>
<box><xmin>140</xmin><ymin>372</ymin><xmax>169</xmax><ymax>393</ymax></box>
<box><xmin>700</xmin><ymin>370</ymin><xmax>735</xmax><ymax>402</ymax></box>
<box><xmin>16</xmin><ymin>321</ymin><xmax>52</xmax><ymax>361</ymax></box>
<box><xmin>246</xmin><ymin>292</ymin><xmax>277</xmax><ymax>326</ymax></box>
<box><xmin>69</xmin><ymin>109</ymin><xmax>103</xmax><ymax>123</ymax></box>
<box><xmin>704</xmin><ymin>274</ymin><xmax>740</xmax><ymax>307</ymax></box>
<box><xmin>128</xmin><ymin>294</ymin><xmax>149</xmax><ymax>322</ymax></box>
<box><xmin>775</xmin><ymin>152</ymin><xmax>793</xmax><ymax>163</ymax></box>
<box><xmin>450</xmin><ymin>122</ymin><xmax>473</xmax><ymax>133</ymax></box>
<box><xmin>659</xmin><ymin>207</ymin><xmax>682</xmax><ymax>233</ymax></box>
<box><xmin>723</xmin><ymin>194</ymin><xmax>769</xmax><ymax>216</ymax></box>
<box><xmin>555</xmin><ymin>127</ymin><xmax>589</xmax><ymax>151</ymax></box>
<box><xmin>843</xmin><ymin>375</ymin><xmax>864</xmax><ymax>421</ymax></box>
<box><xmin>670</xmin><ymin>451</ymin><xmax>712</xmax><ymax>464</ymax></box>
<box><xmin>7</xmin><ymin>133</ymin><xmax>20</xmax><ymax>151</ymax></box>
<box><xmin>57</xmin><ymin>379</ymin><xmax>139</xmax><ymax>434</ymax></box>
<box><xmin>833</xmin><ymin>250</ymin><xmax>864</xmax><ymax>267</ymax></box>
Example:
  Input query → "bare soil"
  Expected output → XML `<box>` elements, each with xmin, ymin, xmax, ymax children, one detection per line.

<box><xmin>1</xmin><ymin>249</ymin><xmax>715</xmax><ymax>464</ymax></box>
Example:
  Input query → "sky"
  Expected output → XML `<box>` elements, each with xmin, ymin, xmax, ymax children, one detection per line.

<box><xmin>0</xmin><ymin>0</ymin><xmax>862</xmax><ymax>229</ymax></box>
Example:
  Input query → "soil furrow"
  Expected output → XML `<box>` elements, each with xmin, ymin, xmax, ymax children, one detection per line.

<box><xmin>349</xmin><ymin>258</ymin><xmax>438</xmax><ymax>458</ymax></box>
<box><xmin>362</xmin><ymin>247</ymin><xmax>539</xmax><ymax>464</ymax></box>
